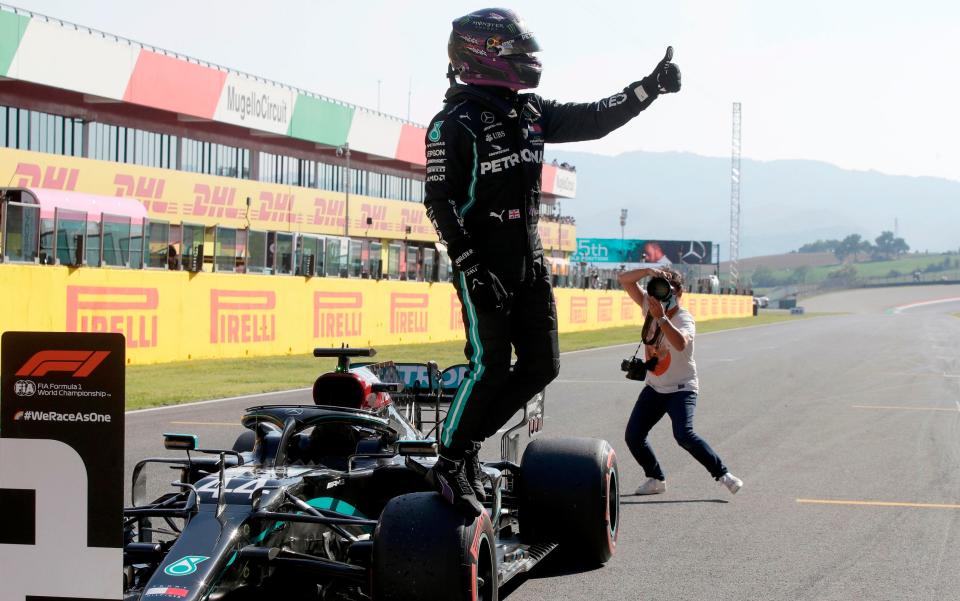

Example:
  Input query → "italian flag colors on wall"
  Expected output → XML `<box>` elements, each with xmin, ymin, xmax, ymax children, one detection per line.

<box><xmin>0</xmin><ymin>9</ymin><xmax>425</xmax><ymax>164</ymax></box>
<box><xmin>0</xmin><ymin>7</ymin><xmax>576</xmax><ymax>196</ymax></box>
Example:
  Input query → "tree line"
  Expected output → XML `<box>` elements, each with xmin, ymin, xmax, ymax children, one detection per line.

<box><xmin>798</xmin><ymin>231</ymin><xmax>909</xmax><ymax>262</ymax></box>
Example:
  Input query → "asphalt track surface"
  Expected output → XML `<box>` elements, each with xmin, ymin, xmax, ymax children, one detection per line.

<box><xmin>126</xmin><ymin>285</ymin><xmax>960</xmax><ymax>601</ymax></box>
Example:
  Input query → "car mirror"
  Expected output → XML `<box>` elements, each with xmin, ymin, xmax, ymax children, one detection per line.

<box><xmin>131</xmin><ymin>461</ymin><xmax>148</xmax><ymax>507</ymax></box>
<box><xmin>163</xmin><ymin>432</ymin><xmax>198</xmax><ymax>451</ymax></box>
<box><xmin>396</xmin><ymin>439</ymin><xmax>437</xmax><ymax>456</ymax></box>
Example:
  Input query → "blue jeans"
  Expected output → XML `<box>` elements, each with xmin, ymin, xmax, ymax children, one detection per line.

<box><xmin>624</xmin><ymin>386</ymin><xmax>728</xmax><ymax>481</ymax></box>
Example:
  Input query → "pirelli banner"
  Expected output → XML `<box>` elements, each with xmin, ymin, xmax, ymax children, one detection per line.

<box><xmin>0</xmin><ymin>265</ymin><xmax>753</xmax><ymax>364</ymax></box>
<box><xmin>0</xmin><ymin>148</ymin><xmax>577</xmax><ymax>251</ymax></box>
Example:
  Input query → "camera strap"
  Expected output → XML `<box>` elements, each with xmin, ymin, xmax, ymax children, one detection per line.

<box><xmin>640</xmin><ymin>313</ymin><xmax>663</xmax><ymax>346</ymax></box>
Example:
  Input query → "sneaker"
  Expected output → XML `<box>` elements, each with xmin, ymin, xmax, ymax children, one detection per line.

<box><xmin>427</xmin><ymin>455</ymin><xmax>483</xmax><ymax>517</ymax></box>
<box><xmin>719</xmin><ymin>472</ymin><xmax>743</xmax><ymax>494</ymax></box>
<box><xmin>463</xmin><ymin>443</ymin><xmax>488</xmax><ymax>502</ymax></box>
<box><xmin>634</xmin><ymin>477</ymin><xmax>666</xmax><ymax>495</ymax></box>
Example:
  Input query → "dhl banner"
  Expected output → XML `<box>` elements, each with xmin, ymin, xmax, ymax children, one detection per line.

<box><xmin>0</xmin><ymin>148</ymin><xmax>577</xmax><ymax>250</ymax></box>
<box><xmin>0</xmin><ymin>264</ymin><xmax>752</xmax><ymax>365</ymax></box>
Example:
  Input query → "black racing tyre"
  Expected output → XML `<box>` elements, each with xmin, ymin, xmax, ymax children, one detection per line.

<box><xmin>519</xmin><ymin>437</ymin><xmax>620</xmax><ymax>565</ymax></box>
<box><xmin>373</xmin><ymin>492</ymin><xmax>497</xmax><ymax>601</ymax></box>
<box><xmin>232</xmin><ymin>430</ymin><xmax>256</xmax><ymax>453</ymax></box>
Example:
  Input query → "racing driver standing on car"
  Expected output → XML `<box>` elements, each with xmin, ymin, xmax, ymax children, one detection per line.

<box><xmin>425</xmin><ymin>7</ymin><xmax>681</xmax><ymax>516</ymax></box>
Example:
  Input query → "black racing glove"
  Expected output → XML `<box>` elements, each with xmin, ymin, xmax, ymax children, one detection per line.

<box><xmin>640</xmin><ymin>46</ymin><xmax>682</xmax><ymax>98</ymax></box>
<box><xmin>449</xmin><ymin>243</ymin><xmax>509</xmax><ymax>313</ymax></box>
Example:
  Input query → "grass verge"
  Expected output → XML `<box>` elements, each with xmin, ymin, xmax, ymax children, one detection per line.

<box><xmin>127</xmin><ymin>312</ymin><xmax>827</xmax><ymax>410</ymax></box>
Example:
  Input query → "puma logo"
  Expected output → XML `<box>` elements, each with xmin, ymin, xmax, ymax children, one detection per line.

<box><xmin>489</xmin><ymin>210</ymin><xmax>505</xmax><ymax>223</ymax></box>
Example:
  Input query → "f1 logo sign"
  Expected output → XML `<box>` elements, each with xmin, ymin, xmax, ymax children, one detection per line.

<box><xmin>15</xmin><ymin>350</ymin><xmax>111</xmax><ymax>378</ymax></box>
<box><xmin>1</xmin><ymin>332</ymin><xmax>124</xmax><ymax>600</ymax></box>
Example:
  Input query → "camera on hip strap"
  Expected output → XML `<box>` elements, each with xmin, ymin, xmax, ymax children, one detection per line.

<box><xmin>621</xmin><ymin>356</ymin><xmax>658</xmax><ymax>381</ymax></box>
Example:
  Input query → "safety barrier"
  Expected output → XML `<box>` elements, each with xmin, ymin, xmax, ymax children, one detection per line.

<box><xmin>0</xmin><ymin>265</ymin><xmax>753</xmax><ymax>364</ymax></box>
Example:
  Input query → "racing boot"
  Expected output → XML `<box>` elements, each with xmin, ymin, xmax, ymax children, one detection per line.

<box><xmin>463</xmin><ymin>442</ymin><xmax>488</xmax><ymax>502</ymax></box>
<box><xmin>427</xmin><ymin>454</ymin><xmax>484</xmax><ymax>518</ymax></box>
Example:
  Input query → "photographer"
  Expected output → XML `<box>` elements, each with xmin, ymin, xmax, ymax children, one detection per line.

<box><xmin>617</xmin><ymin>267</ymin><xmax>743</xmax><ymax>496</ymax></box>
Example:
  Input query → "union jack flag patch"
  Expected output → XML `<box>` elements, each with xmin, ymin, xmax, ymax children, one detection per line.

<box><xmin>508</xmin><ymin>209</ymin><xmax>521</xmax><ymax>220</ymax></box>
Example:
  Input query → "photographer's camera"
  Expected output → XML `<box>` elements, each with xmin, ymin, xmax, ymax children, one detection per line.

<box><xmin>621</xmin><ymin>356</ymin><xmax>657</xmax><ymax>381</ymax></box>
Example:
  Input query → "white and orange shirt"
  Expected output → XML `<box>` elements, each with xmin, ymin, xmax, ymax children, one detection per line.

<box><xmin>642</xmin><ymin>300</ymin><xmax>698</xmax><ymax>394</ymax></box>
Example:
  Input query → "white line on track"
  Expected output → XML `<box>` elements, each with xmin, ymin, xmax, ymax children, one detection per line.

<box><xmin>127</xmin><ymin>317</ymin><xmax>819</xmax><ymax>416</ymax></box>
<box><xmin>559</xmin><ymin>342</ymin><xmax>636</xmax><ymax>355</ymax></box>
<box><xmin>890</xmin><ymin>297</ymin><xmax>960</xmax><ymax>314</ymax></box>
<box><xmin>956</xmin><ymin>401</ymin><xmax>960</xmax><ymax>413</ymax></box>
<box><xmin>553</xmin><ymin>379</ymin><xmax>634</xmax><ymax>384</ymax></box>
<box><xmin>128</xmin><ymin>388</ymin><xmax>311</xmax><ymax>415</ymax></box>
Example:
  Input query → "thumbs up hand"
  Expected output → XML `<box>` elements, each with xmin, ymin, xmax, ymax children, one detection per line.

<box><xmin>642</xmin><ymin>46</ymin><xmax>681</xmax><ymax>96</ymax></box>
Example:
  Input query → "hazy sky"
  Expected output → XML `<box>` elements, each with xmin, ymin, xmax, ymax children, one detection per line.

<box><xmin>9</xmin><ymin>0</ymin><xmax>960</xmax><ymax>182</ymax></box>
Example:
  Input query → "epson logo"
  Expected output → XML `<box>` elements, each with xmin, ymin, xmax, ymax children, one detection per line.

<box><xmin>480</xmin><ymin>149</ymin><xmax>543</xmax><ymax>175</ymax></box>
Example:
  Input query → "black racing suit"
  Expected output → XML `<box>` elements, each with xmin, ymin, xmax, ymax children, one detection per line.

<box><xmin>424</xmin><ymin>82</ymin><xmax>659</xmax><ymax>454</ymax></box>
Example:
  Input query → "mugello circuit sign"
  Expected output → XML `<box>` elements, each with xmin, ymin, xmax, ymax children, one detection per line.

<box><xmin>214</xmin><ymin>74</ymin><xmax>294</xmax><ymax>135</ymax></box>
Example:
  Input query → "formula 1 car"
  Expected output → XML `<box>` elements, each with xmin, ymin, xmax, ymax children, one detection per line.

<box><xmin>124</xmin><ymin>348</ymin><xmax>620</xmax><ymax>601</ymax></box>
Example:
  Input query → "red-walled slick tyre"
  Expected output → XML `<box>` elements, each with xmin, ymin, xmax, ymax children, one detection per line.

<box><xmin>519</xmin><ymin>437</ymin><xmax>620</xmax><ymax>565</ymax></box>
<box><xmin>373</xmin><ymin>492</ymin><xmax>497</xmax><ymax>601</ymax></box>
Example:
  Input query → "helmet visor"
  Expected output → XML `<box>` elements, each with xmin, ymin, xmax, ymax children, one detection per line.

<box><xmin>491</xmin><ymin>32</ymin><xmax>541</xmax><ymax>56</ymax></box>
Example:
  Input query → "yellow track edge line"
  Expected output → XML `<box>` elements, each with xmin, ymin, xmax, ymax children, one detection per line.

<box><xmin>797</xmin><ymin>498</ymin><xmax>960</xmax><ymax>509</ymax></box>
<box><xmin>850</xmin><ymin>405</ymin><xmax>957</xmax><ymax>412</ymax></box>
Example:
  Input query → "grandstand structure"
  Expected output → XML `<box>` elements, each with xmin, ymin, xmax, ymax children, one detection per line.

<box><xmin>0</xmin><ymin>3</ymin><xmax>578</xmax><ymax>282</ymax></box>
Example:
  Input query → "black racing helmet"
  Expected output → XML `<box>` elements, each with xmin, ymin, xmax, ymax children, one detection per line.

<box><xmin>448</xmin><ymin>8</ymin><xmax>543</xmax><ymax>90</ymax></box>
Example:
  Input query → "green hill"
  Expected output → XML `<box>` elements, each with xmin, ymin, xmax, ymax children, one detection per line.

<box><xmin>748</xmin><ymin>253</ymin><xmax>960</xmax><ymax>290</ymax></box>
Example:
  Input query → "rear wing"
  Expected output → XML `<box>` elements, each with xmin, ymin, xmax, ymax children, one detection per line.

<box><xmin>353</xmin><ymin>362</ymin><xmax>468</xmax><ymax>394</ymax></box>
